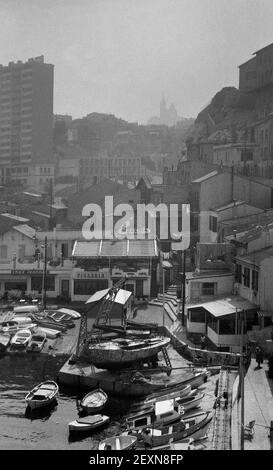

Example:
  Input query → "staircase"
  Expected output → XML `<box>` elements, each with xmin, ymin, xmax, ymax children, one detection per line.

<box><xmin>148</xmin><ymin>284</ymin><xmax>180</xmax><ymax>322</ymax></box>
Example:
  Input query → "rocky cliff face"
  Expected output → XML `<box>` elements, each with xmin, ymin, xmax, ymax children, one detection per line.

<box><xmin>186</xmin><ymin>87</ymin><xmax>257</xmax><ymax>144</ymax></box>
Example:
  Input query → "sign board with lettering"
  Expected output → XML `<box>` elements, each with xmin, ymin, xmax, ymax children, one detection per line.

<box><xmin>74</xmin><ymin>272</ymin><xmax>105</xmax><ymax>279</ymax></box>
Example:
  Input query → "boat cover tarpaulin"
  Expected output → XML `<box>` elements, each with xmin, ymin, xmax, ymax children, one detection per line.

<box><xmin>86</xmin><ymin>288</ymin><xmax>132</xmax><ymax>306</ymax></box>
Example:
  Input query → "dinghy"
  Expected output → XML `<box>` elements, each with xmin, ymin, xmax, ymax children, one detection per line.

<box><xmin>10</xmin><ymin>328</ymin><xmax>32</xmax><ymax>350</ymax></box>
<box><xmin>80</xmin><ymin>389</ymin><xmax>108</xmax><ymax>414</ymax></box>
<box><xmin>25</xmin><ymin>380</ymin><xmax>59</xmax><ymax>409</ymax></box>
<box><xmin>68</xmin><ymin>414</ymin><xmax>109</xmax><ymax>433</ymax></box>
<box><xmin>0</xmin><ymin>332</ymin><xmax>10</xmax><ymax>353</ymax></box>
<box><xmin>26</xmin><ymin>332</ymin><xmax>47</xmax><ymax>353</ymax></box>
<box><xmin>99</xmin><ymin>435</ymin><xmax>137</xmax><ymax>450</ymax></box>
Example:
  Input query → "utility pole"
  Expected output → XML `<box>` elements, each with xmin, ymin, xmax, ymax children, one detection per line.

<box><xmin>162</xmin><ymin>265</ymin><xmax>165</xmax><ymax>328</ymax></box>
<box><xmin>239</xmin><ymin>311</ymin><xmax>245</xmax><ymax>450</ymax></box>
<box><xmin>49</xmin><ymin>178</ymin><xmax>53</xmax><ymax>230</ymax></box>
<box><xmin>42</xmin><ymin>236</ymin><xmax>48</xmax><ymax>310</ymax></box>
<box><xmin>181</xmin><ymin>249</ymin><xmax>186</xmax><ymax>326</ymax></box>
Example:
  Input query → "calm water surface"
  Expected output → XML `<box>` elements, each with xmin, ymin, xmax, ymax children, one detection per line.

<box><xmin>0</xmin><ymin>354</ymin><xmax>129</xmax><ymax>450</ymax></box>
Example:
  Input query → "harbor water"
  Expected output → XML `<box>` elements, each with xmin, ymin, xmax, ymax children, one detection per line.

<box><xmin>0</xmin><ymin>354</ymin><xmax>129</xmax><ymax>450</ymax></box>
<box><xmin>0</xmin><ymin>345</ymin><xmax>218</xmax><ymax>450</ymax></box>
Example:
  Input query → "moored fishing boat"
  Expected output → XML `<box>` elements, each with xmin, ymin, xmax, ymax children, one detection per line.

<box><xmin>124</xmin><ymin>411</ymin><xmax>212</xmax><ymax>448</ymax></box>
<box><xmin>130</xmin><ymin>385</ymin><xmax>192</xmax><ymax>410</ymax></box>
<box><xmin>99</xmin><ymin>435</ymin><xmax>137</xmax><ymax>450</ymax></box>
<box><xmin>68</xmin><ymin>414</ymin><xmax>109</xmax><ymax>433</ymax></box>
<box><xmin>129</xmin><ymin>389</ymin><xmax>200</xmax><ymax>414</ymax></box>
<box><xmin>80</xmin><ymin>389</ymin><xmax>108</xmax><ymax>414</ymax></box>
<box><xmin>121</xmin><ymin>371</ymin><xmax>206</xmax><ymax>398</ymax></box>
<box><xmin>125</xmin><ymin>400</ymin><xmax>182</xmax><ymax>430</ymax></box>
<box><xmin>25</xmin><ymin>380</ymin><xmax>59</xmax><ymax>409</ymax></box>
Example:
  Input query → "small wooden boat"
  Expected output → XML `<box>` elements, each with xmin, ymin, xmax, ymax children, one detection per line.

<box><xmin>36</xmin><ymin>327</ymin><xmax>61</xmax><ymax>339</ymax></box>
<box><xmin>125</xmin><ymin>405</ymin><xmax>182</xmax><ymax>431</ymax></box>
<box><xmin>25</xmin><ymin>380</ymin><xmax>59</xmax><ymax>409</ymax></box>
<box><xmin>31</xmin><ymin>313</ymin><xmax>67</xmax><ymax>332</ymax></box>
<box><xmin>46</xmin><ymin>311</ymin><xmax>75</xmax><ymax>328</ymax></box>
<box><xmin>80</xmin><ymin>389</ymin><xmax>108</xmax><ymax>414</ymax></box>
<box><xmin>175</xmin><ymin>392</ymin><xmax>204</xmax><ymax>413</ymax></box>
<box><xmin>57</xmin><ymin>308</ymin><xmax>81</xmax><ymax>319</ymax></box>
<box><xmin>125</xmin><ymin>411</ymin><xmax>212</xmax><ymax>448</ymax></box>
<box><xmin>121</xmin><ymin>371</ymin><xmax>206</xmax><ymax>399</ymax></box>
<box><xmin>130</xmin><ymin>385</ymin><xmax>192</xmax><ymax>411</ymax></box>
<box><xmin>99</xmin><ymin>435</ymin><xmax>137</xmax><ymax>450</ymax></box>
<box><xmin>0</xmin><ymin>332</ymin><xmax>10</xmax><ymax>353</ymax></box>
<box><xmin>129</xmin><ymin>389</ymin><xmax>199</xmax><ymax>414</ymax></box>
<box><xmin>10</xmin><ymin>328</ymin><xmax>32</xmax><ymax>350</ymax></box>
<box><xmin>85</xmin><ymin>336</ymin><xmax>170</xmax><ymax>369</ymax></box>
<box><xmin>68</xmin><ymin>414</ymin><xmax>109</xmax><ymax>433</ymax></box>
<box><xmin>26</xmin><ymin>332</ymin><xmax>47</xmax><ymax>353</ymax></box>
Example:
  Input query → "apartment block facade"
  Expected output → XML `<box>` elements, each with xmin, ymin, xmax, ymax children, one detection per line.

<box><xmin>0</xmin><ymin>55</ymin><xmax>54</xmax><ymax>186</ymax></box>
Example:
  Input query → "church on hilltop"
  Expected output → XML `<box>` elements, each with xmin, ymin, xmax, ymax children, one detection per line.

<box><xmin>148</xmin><ymin>94</ymin><xmax>180</xmax><ymax>127</ymax></box>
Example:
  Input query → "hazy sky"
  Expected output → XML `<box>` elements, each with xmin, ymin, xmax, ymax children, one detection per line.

<box><xmin>1</xmin><ymin>0</ymin><xmax>273</xmax><ymax>123</ymax></box>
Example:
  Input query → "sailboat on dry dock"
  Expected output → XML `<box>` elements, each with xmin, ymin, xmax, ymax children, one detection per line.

<box><xmin>72</xmin><ymin>279</ymin><xmax>171</xmax><ymax>370</ymax></box>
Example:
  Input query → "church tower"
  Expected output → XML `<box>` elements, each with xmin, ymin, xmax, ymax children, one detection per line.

<box><xmin>160</xmin><ymin>93</ymin><xmax>167</xmax><ymax>123</ymax></box>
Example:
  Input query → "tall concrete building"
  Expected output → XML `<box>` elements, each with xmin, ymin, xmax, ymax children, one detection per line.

<box><xmin>0</xmin><ymin>55</ymin><xmax>54</xmax><ymax>187</ymax></box>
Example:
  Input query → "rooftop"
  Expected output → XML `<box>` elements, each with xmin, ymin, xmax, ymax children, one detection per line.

<box><xmin>211</xmin><ymin>200</ymin><xmax>246</xmax><ymax>212</ymax></box>
<box><xmin>187</xmin><ymin>295</ymin><xmax>256</xmax><ymax>317</ymax></box>
<box><xmin>236</xmin><ymin>246</ymin><xmax>273</xmax><ymax>265</ymax></box>
<box><xmin>192</xmin><ymin>170</ymin><xmax>218</xmax><ymax>184</ymax></box>
<box><xmin>72</xmin><ymin>239</ymin><xmax>158</xmax><ymax>258</ymax></box>
<box><xmin>13</xmin><ymin>225</ymin><xmax>36</xmax><ymax>239</ymax></box>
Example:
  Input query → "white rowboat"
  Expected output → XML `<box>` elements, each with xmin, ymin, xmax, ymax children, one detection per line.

<box><xmin>68</xmin><ymin>414</ymin><xmax>109</xmax><ymax>433</ymax></box>
<box><xmin>80</xmin><ymin>389</ymin><xmax>108</xmax><ymax>414</ymax></box>
<box><xmin>25</xmin><ymin>380</ymin><xmax>59</xmax><ymax>409</ymax></box>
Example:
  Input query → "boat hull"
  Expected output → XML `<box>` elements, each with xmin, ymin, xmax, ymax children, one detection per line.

<box><xmin>85</xmin><ymin>337</ymin><xmax>170</xmax><ymax>369</ymax></box>
<box><xmin>25</xmin><ymin>381</ymin><xmax>59</xmax><ymax>410</ymax></box>
<box><xmin>69</xmin><ymin>415</ymin><xmax>109</xmax><ymax>433</ymax></box>
<box><xmin>128</xmin><ymin>411</ymin><xmax>212</xmax><ymax>448</ymax></box>
<box><xmin>99</xmin><ymin>435</ymin><xmax>137</xmax><ymax>450</ymax></box>
<box><xmin>102</xmin><ymin>372</ymin><xmax>205</xmax><ymax>398</ymax></box>
<box><xmin>81</xmin><ymin>389</ymin><xmax>108</xmax><ymax>414</ymax></box>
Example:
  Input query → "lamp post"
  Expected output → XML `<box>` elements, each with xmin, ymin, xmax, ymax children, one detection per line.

<box><xmin>41</xmin><ymin>236</ymin><xmax>48</xmax><ymax>310</ymax></box>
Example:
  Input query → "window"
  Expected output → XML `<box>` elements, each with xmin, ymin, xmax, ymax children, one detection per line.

<box><xmin>235</xmin><ymin>264</ymin><xmax>242</xmax><ymax>284</ymax></box>
<box><xmin>74</xmin><ymin>279</ymin><xmax>108</xmax><ymax>296</ymax></box>
<box><xmin>202</xmin><ymin>283</ymin><xmax>216</xmax><ymax>296</ymax></box>
<box><xmin>31</xmin><ymin>275</ymin><xmax>55</xmax><ymax>292</ymax></box>
<box><xmin>218</xmin><ymin>316</ymin><xmax>236</xmax><ymax>335</ymax></box>
<box><xmin>252</xmin><ymin>270</ymin><xmax>259</xmax><ymax>291</ymax></box>
<box><xmin>243</xmin><ymin>267</ymin><xmax>250</xmax><ymax>287</ymax></box>
<box><xmin>209</xmin><ymin>216</ymin><xmax>217</xmax><ymax>233</ymax></box>
<box><xmin>188</xmin><ymin>307</ymin><xmax>206</xmax><ymax>323</ymax></box>
<box><xmin>0</xmin><ymin>245</ymin><xmax>7</xmax><ymax>258</ymax></box>
<box><xmin>18</xmin><ymin>244</ymin><xmax>25</xmax><ymax>260</ymax></box>
<box><xmin>5</xmin><ymin>281</ymin><xmax>27</xmax><ymax>291</ymax></box>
